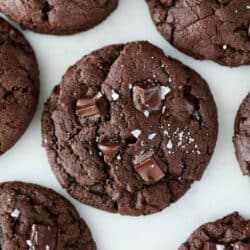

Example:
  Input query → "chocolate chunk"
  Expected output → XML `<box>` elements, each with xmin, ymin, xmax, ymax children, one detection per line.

<box><xmin>30</xmin><ymin>224</ymin><xmax>57</xmax><ymax>249</ymax></box>
<box><xmin>76</xmin><ymin>95</ymin><xmax>106</xmax><ymax>119</ymax></box>
<box><xmin>133</xmin><ymin>152</ymin><xmax>166</xmax><ymax>184</ymax></box>
<box><xmin>98</xmin><ymin>141</ymin><xmax>121</xmax><ymax>161</ymax></box>
<box><xmin>133</xmin><ymin>85</ymin><xmax>161</xmax><ymax>113</ymax></box>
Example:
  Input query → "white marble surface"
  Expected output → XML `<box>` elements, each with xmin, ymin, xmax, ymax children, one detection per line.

<box><xmin>0</xmin><ymin>1</ymin><xmax>250</xmax><ymax>249</ymax></box>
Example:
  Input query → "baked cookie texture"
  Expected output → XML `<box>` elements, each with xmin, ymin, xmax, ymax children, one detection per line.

<box><xmin>0</xmin><ymin>0</ymin><xmax>118</xmax><ymax>35</ymax></box>
<box><xmin>0</xmin><ymin>18</ymin><xmax>39</xmax><ymax>154</ymax></box>
<box><xmin>0</xmin><ymin>181</ymin><xmax>96</xmax><ymax>250</ymax></box>
<box><xmin>179</xmin><ymin>212</ymin><xmax>250</xmax><ymax>250</ymax></box>
<box><xmin>146</xmin><ymin>0</ymin><xmax>250</xmax><ymax>67</ymax></box>
<box><xmin>42</xmin><ymin>41</ymin><xmax>218</xmax><ymax>216</ymax></box>
<box><xmin>234</xmin><ymin>92</ymin><xmax>250</xmax><ymax>176</ymax></box>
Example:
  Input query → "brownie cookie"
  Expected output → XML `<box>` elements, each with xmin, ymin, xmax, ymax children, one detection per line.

<box><xmin>42</xmin><ymin>41</ymin><xmax>218</xmax><ymax>216</ymax></box>
<box><xmin>179</xmin><ymin>212</ymin><xmax>250</xmax><ymax>249</ymax></box>
<box><xmin>0</xmin><ymin>181</ymin><xmax>96</xmax><ymax>249</ymax></box>
<box><xmin>233</xmin><ymin>92</ymin><xmax>250</xmax><ymax>175</ymax></box>
<box><xmin>0</xmin><ymin>0</ymin><xmax>118</xmax><ymax>35</ymax></box>
<box><xmin>0</xmin><ymin>18</ymin><xmax>39</xmax><ymax>154</ymax></box>
<box><xmin>146</xmin><ymin>0</ymin><xmax>250</xmax><ymax>67</ymax></box>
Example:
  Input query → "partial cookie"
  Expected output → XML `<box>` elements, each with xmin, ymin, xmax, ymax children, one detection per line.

<box><xmin>42</xmin><ymin>41</ymin><xmax>218</xmax><ymax>216</ymax></box>
<box><xmin>146</xmin><ymin>0</ymin><xmax>250</xmax><ymax>67</ymax></box>
<box><xmin>0</xmin><ymin>0</ymin><xmax>118</xmax><ymax>35</ymax></box>
<box><xmin>0</xmin><ymin>18</ymin><xmax>39</xmax><ymax>154</ymax></box>
<box><xmin>179</xmin><ymin>212</ymin><xmax>250</xmax><ymax>249</ymax></box>
<box><xmin>233</xmin><ymin>92</ymin><xmax>250</xmax><ymax>175</ymax></box>
<box><xmin>0</xmin><ymin>181</ymin><xmax>96</xmax><ymax>250</ymax></box>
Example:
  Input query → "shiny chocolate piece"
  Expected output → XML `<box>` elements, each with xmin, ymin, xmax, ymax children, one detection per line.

<box><xmin>98</xmin><ymin>141</ymin><xmax>121</xmax><ymax>161</ymax></box>
<box><xmin>30</xmin><ymin>224</ymin><xmax>57</xmax><ymax>250</ymax></box>
<box><xmin>76</xmin><ymin>95</ymin><xmax>106</xmax><ymax>118</ymax></box>
<box><xmin>133</xmin><ymin>152</ymin><xmax>166</xmax><ymax>184</ymax></box>
<box><xmin>133</xmin><ymin>85</ymin><xmax>161</xmax><ymax>113</ymax></box>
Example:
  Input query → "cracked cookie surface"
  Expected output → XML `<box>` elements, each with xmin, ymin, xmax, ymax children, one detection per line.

<box><xmin>42</xmin><ymin>41</ymin><xmax>218</xmax><ymax>216</ymax></box>
<box><xmin>0</xmin><ymin>18</ymin><xmax>39</xmax><ymax>155</ymax></box>
<box><xmin>0</xmin><ymin>181</ymin><xmax>96</xmax><ymax>250</ymax></box>
<box><xmin>146</xmin><ymin>0</ymin><xmax>250</xmax><ymax>67</ymax></box>
<box><xmin>0</xmin><ymin>0</ymin><xmax>118</xmax><ymax>35</ymax></box>
<box><xmin>234</xmin><ymin>92</ymin><xmax>250</xmax><ymax>176</ymax></box>
<box><xmin>179</xmin><ymin>212</ymin><xmax>250</xmax><ymax>249</ymax></box>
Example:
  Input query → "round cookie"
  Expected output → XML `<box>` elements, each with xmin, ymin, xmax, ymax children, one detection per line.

<box><xmin>0</xmin><ymin>18</ymin><xmax>39</xmax><ymax>154</ymax></box>
<box><xmin>0</xmin><ymin>0</ymin><xmax>118</xmax><ymax>35</ymax></box>
<box><xmin>145</xmin><ymin>0</ymin><xmax>250</xmax><ymax>67</ymax></box>
<box><xmin>42</xmin><ymin>41</ymin><xmax>218</xmax><ymax>216</ymax></box>
<box><xmin>179</xmin><ymin>212</ymin><xmax>250</xmax><ymax>249</ymax></box>
<box><xmin>233</xmin><ymin>92</ymin><xmax>250</xmax><ymax>175</ymax></box>
<box><xmin>0</xmin><ymin>181</ymin><xmax>96</xmax><ymax>249</ymax></box>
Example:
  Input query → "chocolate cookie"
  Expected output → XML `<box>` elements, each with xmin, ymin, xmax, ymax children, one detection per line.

<box><xmin>42</xmin><ymin>41</ymin><xmax>218</xmax><ymax>216</ymax></box>
<box><xmin>146</xmin><ymin>0</ymin><xmax>250</xmax><ymax>67</ymax></box>
<box><xmin>179</xmin><ymin>212</ymin><xmax>250</xmax><ymax>249</ymax></box>
<box><xmin>233</xmin><ymin>92</ymin><xmax>250</xmax><ymax>175</ymax></box>
<box><xmin>0</xmin><ymin>181</ymin><xmax>96</xmax><ymax>249</ymax></box>
<box><xmin>0</xmin><ymin>0</ymin><xmax>118</xmax><ymax>35</ymax></box>
<box><xmin>0</xmin><ymin>18</ymin><xmax>39</xmax><ymax>154</ymax></box>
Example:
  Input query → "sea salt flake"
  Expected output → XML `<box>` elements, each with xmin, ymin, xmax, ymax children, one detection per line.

<box><xmin>148</xmin><ymin>133</ymin><xmax>157</xmax><ymax>140</ymax></box>
<box><xmin>144</xmin><ymin>110</ymin><xmax>150</xmax><ymax>118</ymax></box>
<box><xmin>117</xmin><ymin>155</ymin><xmax>121</xmax><ymax>160</ymax></box>
<box><xmin>46</xmin><ymin>246</ymin><xmax>50</xmax><ymax>250</ymax></box>
<box><xmin>111</xmin><ymin>90</ymin><xmax>119</xmax><ymax>101</ymax></box>
<box><xmin>131</xmin><ymin>129</ymin><xmax>142</xmax><ymax>138</ymax></box>
<box><xmin>167</xmin><ymin>140</ymin><xmax>173</xmax><ymax>150</ymax></box>
<box><xmin>169</xmin><ymin>77</ymin><xmax>172</xmax><ymax>83</ymax></box>
<box><xmin>96</xmin><ymin>91</ymin><xmax>103</xmax><ymax>99</ymax></box>
<box><xmin>11</xmin><ymin>209</ymin><xmax>20</xmax><ymax>218</ymax></box>
<box><xmin>160</xmin><ymin>86</ymin><xmax>171</xmax><ymax>100</ymax></box>
<box><xmin>162</xmin><ymin>106</ymin><xmax>166</xmax><ymax>114</ymax></box>
<box><xmin>222</xmin><ymin>44</ymin><xmax>227</xmax><ymax>50</ymax></box>
<box><xmin>26</xmin><ymin>240</ymin><xmax>32</xmax><ymax>247</ymax></box>
<box><xmin>129</xmin><ymin>84</ymin><xmax>133</xmax><ymax>89</ymax></box>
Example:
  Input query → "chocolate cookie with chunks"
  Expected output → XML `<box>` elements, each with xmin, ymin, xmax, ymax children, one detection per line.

<box><xmin>145</xmin><ymin>0</ymin><xmax>250</xmax><ymax>67</ymax></box>
<box><xmin>42</xmin><ymin>41</ymin><xmax>218</xmax><ymax>216</ymax></box>
<box><xmin>0</xmin><ymin>0</ymin><xmax>118</xmax><ymax>35</ymax></box>
<box><xmin>179</xmin><ymin>212</ymin><xmax>250</xmax><ymax>250</ymax></box>
<box><xmin>0</xmin><ymin>181</ymin><xmax>96</xmax><ymax>249</ymax></box>
<box><xmin>0</xmin><ymin>18</ymin><xmax>39</xmax><ymax>155</ymax></box>
<box><xmin>233</xmin><ymin>92</ymin><xmax>250</xmax><ymax>176</ymax></box>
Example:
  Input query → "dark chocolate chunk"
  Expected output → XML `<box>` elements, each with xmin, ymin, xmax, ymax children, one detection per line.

<box><xmin>134</xmin><ymin>152</ymin><xmax>166</xmax><ymax>184</ymax></box>
<box><xmin>76</xmin><ymin>95</ymin><xmax>106</xmax><ymax>118</ymax></box>
<box><xmin>98</xmin><ymin>141</ymin><xmax>121</xmax><ymax>161</ymax></box>
<box><xmin>133</xmin><ymin>85</ymin><xmax>161</xmax><ymax>112</ymax></box>
<box><xmin>30</xmin><ymin>224</ymin><xmax>57</xmax><ymax>249</ymax></box>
